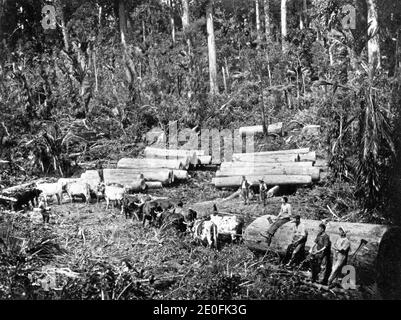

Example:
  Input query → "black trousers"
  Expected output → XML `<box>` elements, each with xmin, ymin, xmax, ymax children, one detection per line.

<box><xmin>283</xmin><ymin>238</ymin><xmax>307</xmax><ymax>265</ymax></box>
<box><xmin>311</xmin><ymin>253</ymin><xmax>332</xmax><ymax>284</ymax></box>
<box><xmin>42</xmin><ymin>212</ymin><xmax>50</xmax><ymax>223</ymax></box>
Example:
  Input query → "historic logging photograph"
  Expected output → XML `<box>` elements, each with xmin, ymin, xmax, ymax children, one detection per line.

<box><xmin>1</xmin><ymin>0</ymin><xmax>401</xmax><ymax>301</ymax></box>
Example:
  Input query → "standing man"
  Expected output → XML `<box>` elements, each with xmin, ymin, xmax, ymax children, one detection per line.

<box><xmin>309</xmin><ymin>223</ymin><xmax>332</xmax><ymax>285</ymax></box>
<box><xmin>241</xmin><ymin>176</ymin><xmax>250</xmax><ymax>205</ymax></box>
<box><xmin>260</xmin><ymin>196</ymin><xmax>293</xmax><ymax>246</ymax></box>
<box><xmin>328</xmin><ymin>227</ymin><xmax>351</xmax><ymax>287</ymax></box>
<box><xmin>259</xmin><ymin>179</ymin><xmax>268</xmax><ymax>207</ymax></box>
<box><xmin>37</xmin><ymin>195</ymin><xmax>51</xmax><ymax>225</ymax></box>
<box><xmin>284</xmin><ymin>215</ymin><xmax>308</xmax><ymax>267</ymax></box>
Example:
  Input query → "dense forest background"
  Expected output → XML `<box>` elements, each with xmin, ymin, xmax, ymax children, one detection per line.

<box><xmin>1</xmin><ymin>0</ymin><xmax>401</xmax><ymax>223</ymax></box>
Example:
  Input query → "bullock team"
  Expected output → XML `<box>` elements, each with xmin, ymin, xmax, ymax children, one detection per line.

<box><xmin>23</xmin><ymin>178</ymin><xmax>244</xmax><ymax>249</ymax></box>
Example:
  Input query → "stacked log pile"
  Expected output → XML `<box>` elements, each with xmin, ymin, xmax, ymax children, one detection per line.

<box><xmin>98</xmin><ymin>147</ymin><xmax>212</xmax><ymax>189</ymax></box>
<box><xmin>213</xmin><ymin>147</ymin><xmax>320</xmax><ymax>188</ymax></box>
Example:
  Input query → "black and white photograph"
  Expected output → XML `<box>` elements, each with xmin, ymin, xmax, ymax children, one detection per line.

<box><xmin>1</xmin><ymin>0</ymin><xmax>401</xmax><ymax>308</ymax></box>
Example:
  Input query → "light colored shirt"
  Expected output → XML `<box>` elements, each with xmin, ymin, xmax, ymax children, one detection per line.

<box><xmin>292</xmin><ymin>222</ymin><xmax>307</xmax><ymax>242</ymax></box>
<box><xmin>334</xmin><ymin>237</ymin><xmax>350</xmax><ymax>254</ymax></box>
<box><xmin>241</xmin><ymin>180</ymin><xmax>249</xmax><ymax>189</ymax></box>
<box><xmin>278</xmin><ymin>203</ymin><xmax>292</xmax><ymax>219</ymax></box>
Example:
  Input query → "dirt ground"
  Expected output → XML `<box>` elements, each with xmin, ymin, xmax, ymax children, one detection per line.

<box><xmin>0</xmin><ymin>170</ymin><xmax>375</xmax><ymax>300</ymax></box>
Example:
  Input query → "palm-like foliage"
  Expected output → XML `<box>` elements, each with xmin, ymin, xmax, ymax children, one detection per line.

<box><xmin>354</xmin><ymin>64</ymin><xmax>395</xmax><ymax>208</ymax></box>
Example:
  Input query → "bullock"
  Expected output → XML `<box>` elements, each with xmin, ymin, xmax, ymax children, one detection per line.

<box><xmin>104</xmin><ymin>185</ymin><xmax>125</xmax><ymax>210</ymax></box>
<box><xmin>192</xmin><ymin>219</ymin><xmax>218</xmax><ymax>248</ymax></box>
<box><xmin>210</xmin><ymin>213</ymin><xmax>244</xmax><ymax>243</ymax></box>
<box><xmin>121</xmin><ymin>194</ymin><xmax>145</xmax><ymax>220</ymax></box>
<box><xmin>141</xmin><ymin>199</ymin><xmax>174</xmax><ymax>227</ymax></box>
<box><xmin>36</xmin><ymin>182</ymin><xmax>63</xmax><ymax>205</ymax></box>
<box><xmin>0</xmin><ymin>188</ymin><xmax>42</xmax><ymax>211</ymax></box>
<box><xmin>155</xmin><ymin>210</ymin><xmax>186</xmax><ymax>233</ymax></box>
<box><xmin>66</xmin><ymin>182</ymin><xmax>91</xmax><ymax>204</ymax></box>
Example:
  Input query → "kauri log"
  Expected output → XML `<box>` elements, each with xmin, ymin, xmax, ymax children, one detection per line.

<box><xmin>117</xmin><ymin>157</ymin><xmax>188</xmax><ymax>170</ymax></box>
<box><xmin>220</xmin><ymin>161</ymin><xmax>313</xmax><ymax>170</ymax></box>
<box><xmin>172</xmin><ymin>170</ymin><xmax>190</xmax><ymax>180</ymax></box>
<box><xmin>104</xmin><ymin>169</ymin><xmax>173</xmax><ymax>185</ymax></box>
<box><xmin>232</xmin><ymin>152</ymin><xmax>316</xmax><ymax>163</ymax></box>
<box><xmin>124</xmin><ymin>179</ymin><xmax>147</xmax><ymax>192</ymax></box>
<box><xmin>146</xmin><ymin>181</ymin><xmax>163</xmax><ymax>189</ymax></box>
<box><xmin>212</xmin><ymin>175</ymin><xmax>312</xmax><ymax>188</ymax></box>
<box><xmin>80</xmin><ymin>170</ymin><xmax>101</xmax><ymax>191</ymax></box>
<box><xmin>236</xmin><ymin>148</ymin><xmax>310</xmax><ymax>156</ymax></box>
<box><xmin>144</xmin><ymin>147</ymin><xmax>204</xmax><ymax>165</ymax></box>
<box><xmin>239</xmin><ymin>122</ymin><xmax>283</xmax><ymax>136</ymax></box>
<box><xmin>216</xmin><ymin>166</ymin><xmax>320</xmax><ymax>181</ymax></box>
<box><xmin>197</xmin><ymin>155</ymin><xmax>212</xmax><ymax>165</ymax></box>
<box><xmin>244</xmin><ymin>215</ymin><xmax>401</xmax><ymax>295</ymax></box>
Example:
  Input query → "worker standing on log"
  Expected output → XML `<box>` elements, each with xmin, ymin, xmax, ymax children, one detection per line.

<box><xmin>241</xmin><ymin>176</ymin><xmax>250</xmax><ymax>205</ymax></box>
<box><xmin>328</xmin><ymin>227</ymin><xmax>350</xmax><ymax>287</ymax></box>
<box><xmin>258</xmin><ymin>180</ymin><xmax>268</xmax><ymax>207</ymax></box>
<box><xmin>309</xmin><ymin>223</ymin><xmax>332</xmax><ymax>285</ymax></box>
<box><xmin>260</xmin><ymin>196</ymin><xmax>293</xmax><ymax>246</ymax></box>
<box><xmin>284</xmin><ymin>215</ymin><xmax>308</xmax><ymax>267</ymax></box>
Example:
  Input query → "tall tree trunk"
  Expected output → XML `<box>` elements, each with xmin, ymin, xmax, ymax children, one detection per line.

<box><xmin>206</xmin><ymin>1</ymin><xmax>218</xmax><ymax>95</ymax></box>
<box><xmin>181</xmin><ymin>0</ymin><xmax>190</xmax><ymax>51</ymax></box>
<box><xmin>301</xmin><ymin>0</ymin><xmax>308</xmax><ymax>29</ymax></box>
<box><xmin>263</xmin><ymin>0</ymin><xmax>271</xmax><ymax>42</ymax></box>
<box><xmin>0</xmin><ymin>0</ymin><xmax>4</xmax><ymax>43</ymax></box>
<box><xmin>169</xmin><ymin>0</ymin><xmax>176</xmax><ymax>45</ymax></box>
<box><xmin>366</xmin><ymin>0</ymin><xmax>380</xmax><ymax>69</ymax></box>
<box><xmin>255</xmin><ymin>0</ymin><xmax>261</xmax><ymax>45</ymax></box>
<box><xmin>182</xmin><ymin>0</ymin><xmax>189</xmax><ymax>30</ymax></box>
<box><xmin>118</xmin><ymin>0</ymin><xmax>128</xmax><ymax>47</ymax></box>
<box><xmin>60</xmin><ymin>10</ymin><xmax>70</xmax><ymax>51</ymax></box>
<box><xmin>281</xmin><ymin>0</ymin><xmax>287</xmax><ymax>52</ymax></box>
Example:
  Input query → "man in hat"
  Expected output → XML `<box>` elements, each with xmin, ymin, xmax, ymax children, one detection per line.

<box><xmin>309</xmin><ymin>223</ymin><xmax>332</xmax><ymax>285</ymax></box>
<box><xmin>328</xmin><ymin>227</ymin><xmax>351</xmax><ymax>286</ymax></box>
<box><xmin>36</xmin><ymin>195</ymin><xmax>51</xmax><ymax>225</ymax></box>
<box><xmin>258</xmin><ymin>179</ymin><xmax>268</xmax><ymax>207</ymax></box>
<box><xmin>284</xmin><ymin>215</ymin><xmax>308</xmax><ymax>267</ymax></box>
<box><xmin>241</xmin><ymin>176</ymin><xmax>250</xmax><ymax>205</ymax></box>
<box><xmin>260</xmin><ymin>196</ymin><xmax>293</xmax><ymax>246</ymax></box>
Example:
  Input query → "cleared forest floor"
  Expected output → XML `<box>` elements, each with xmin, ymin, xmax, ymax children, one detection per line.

<box><xmin>0</xmin><ymin>172</ymin><xmax>374</xmax><ymax>300</ymax></box>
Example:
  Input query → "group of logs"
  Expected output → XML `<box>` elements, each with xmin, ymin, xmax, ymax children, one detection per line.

<box><xmin>102</xmin><ymin>147</ymin><xmax>212</xmax><ymax>189</ymax></box>
<box><xmin>212</xmin><ymin>147</ymin><xmax>320</xmax><ymax>188</ymax></box>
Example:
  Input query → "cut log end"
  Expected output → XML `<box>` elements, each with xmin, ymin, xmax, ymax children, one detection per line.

<box><xmin>376</xmin><ymin>226</ymin><xmax>401</xmax><ymax>299</ymax></box>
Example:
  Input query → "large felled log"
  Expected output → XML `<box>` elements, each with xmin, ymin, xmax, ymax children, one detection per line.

<box><xmin>80</xmin><ymin>170</ymin><xmax>101</xmax><ymax>191</ymax></box>
<box><xmin>232</xmin><ymin>151</ymin><xmax>316</xmax><ymax>163</ymax></box>
<box><xmin>216</xmin><ymin>166</ymin><xmax>320</xmax><ymax>181</ymax></box>
<box><xmin>212</xmin><ymin>175</ymin><xmax>312</xmax><ymax>188</ymax></box>
<box><xmin>1</xmin><ymin>182</ymin><xmax>37</xmax><ymax>194</ymax></box>
<box><xmin>239</xmin><ymin>122</ymin><xmax>283</xmax><ymax>136</ymax></box>
<box><xmin>244</xmin><ymin>215</ymin><xmax>401</xmax><ymax>297</ymax></box>
<box><xmin>144</xmin><ymin>147</ymin><xmax>204</xmax><ymax>165</ymax></box>
<box><xmin>124</xmin><ymin>179</ymin><xmax>147</xmax><ymax>192</ymax></box>
<box><xmin>197</xmin><ymin>155</ymin><xmax>212</xmax><ymax>165</ymax></box>
<box><xmin>117</xmin><ymin>157</ymin><xmax>189</xmax><ymax>170</ymax></box>
<box><xmin>220</xmin><ymin>161</ymin><xmax>313</xmax><ymax>170</ymax></box>
<box><xmin>0</xmin><ymin>194</ymin><xmax>17</xmax><ymax>202</ymax></box>
<box><xmin>172</xmin><ymin>170</ymin><xmax>189</xmax><ymax>180</ymax></box>
<box><xmin>146</xmin><ymin>181</ymin><xmax>163</xmax><ymax>189</ymax></box>
<box><xmin>237</xmin><ymin>147</ymin><xmax>310</xmax><ymax>156</ymax></box>
<box><xmin>103</xmin><ymin>169</ymin><xmax>173</xmax><ymax>185</ymax></box>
